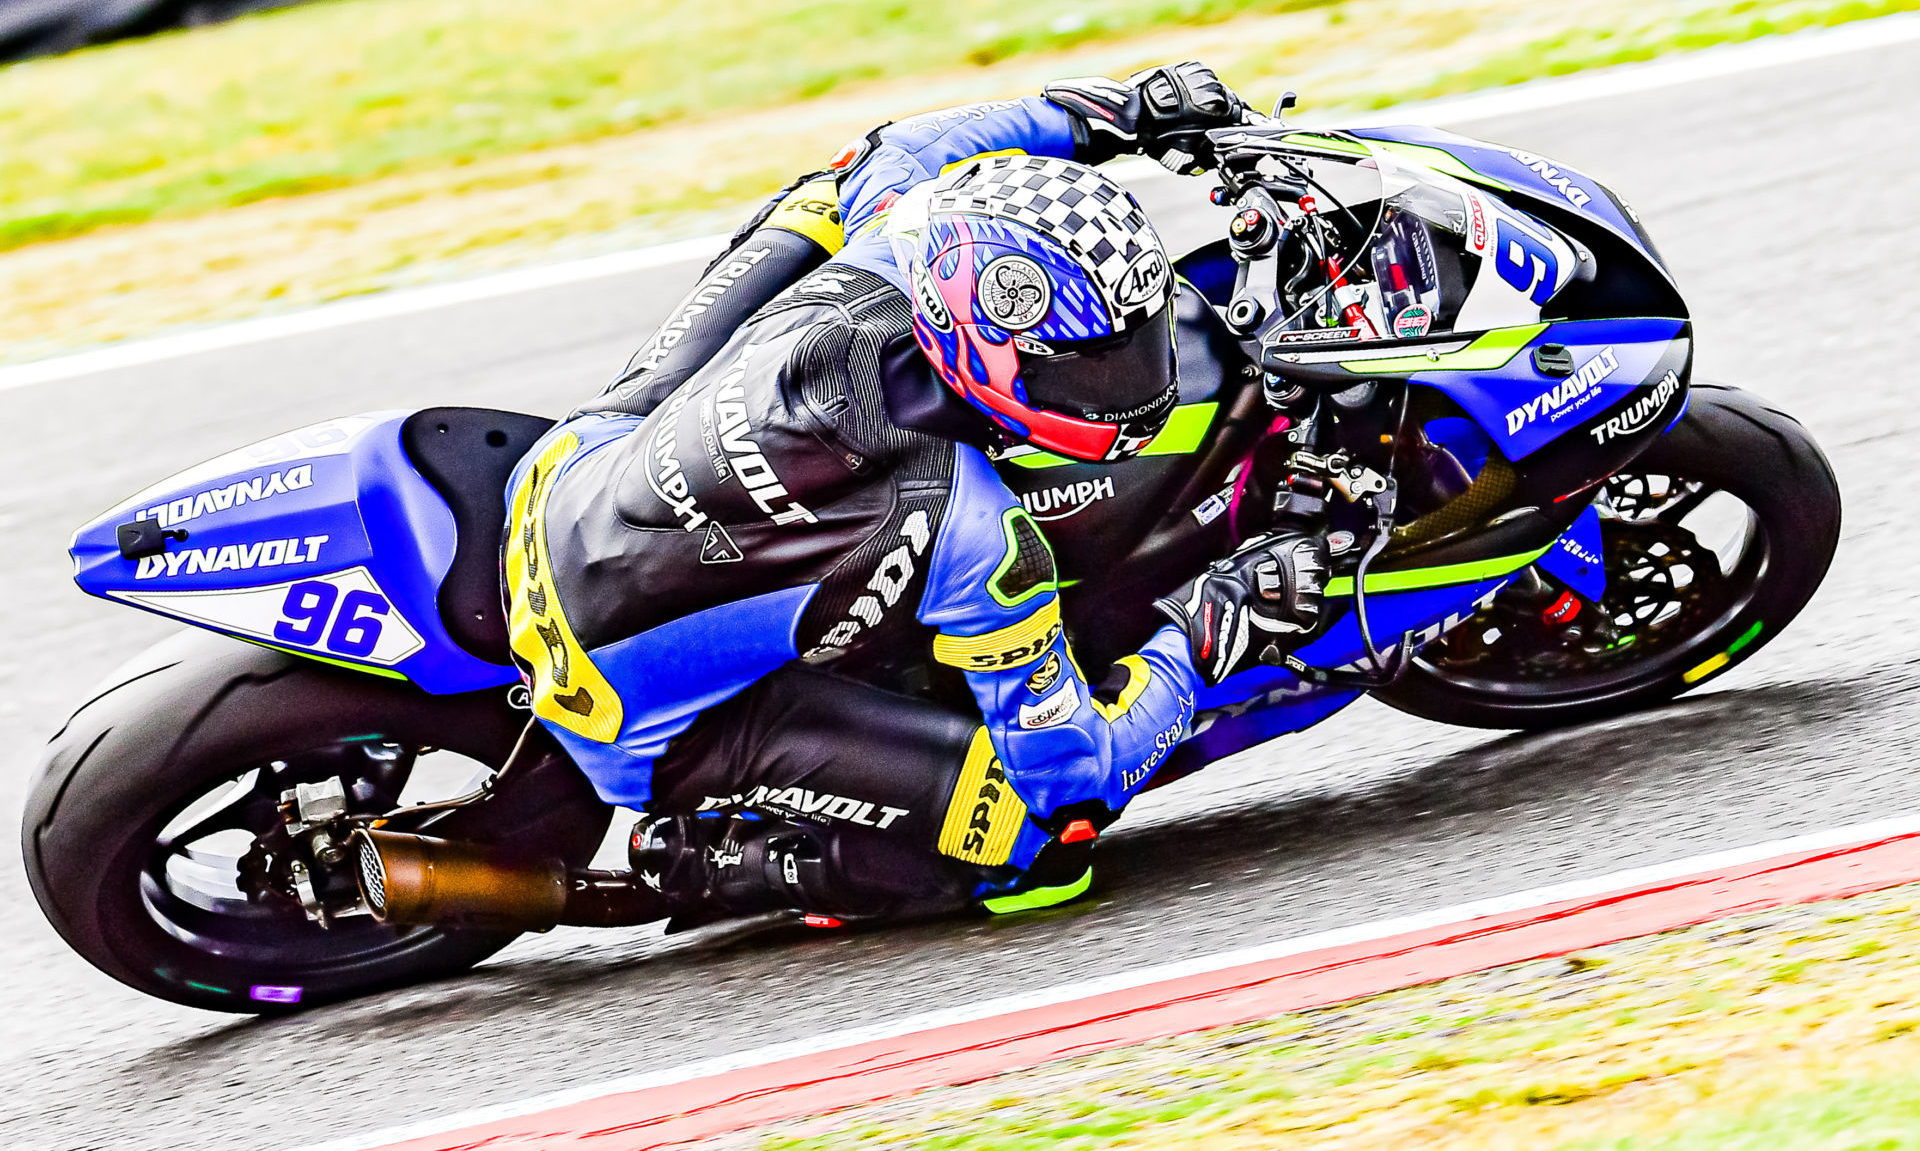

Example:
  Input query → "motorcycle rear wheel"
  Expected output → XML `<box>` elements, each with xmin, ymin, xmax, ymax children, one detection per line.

<box><xmin>1374</xmin><ymin>383</ymin><xmax>1840</xmax><ymax>730</ymax></box>
<box><xmin>19</xmin><ymin>631</ymin><xmax>610</xmax><ymax>1013</ymax></box>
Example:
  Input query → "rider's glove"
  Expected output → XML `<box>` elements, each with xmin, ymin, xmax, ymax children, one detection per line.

<box><xmin>1044</xmin><ymin>61</ymin><xmax>1246</xmax><ymax>175</ymax></box>
<box><xmin>1154</xmin><ymin>532</ymin><xmax>1329</xmax><ymax>686</ymax></box>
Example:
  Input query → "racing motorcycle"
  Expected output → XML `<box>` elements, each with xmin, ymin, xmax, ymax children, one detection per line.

<box><xmin>21</xmin><ymin>105</ymin><xmax>1840</xmax><ymax>1013</ymax></box>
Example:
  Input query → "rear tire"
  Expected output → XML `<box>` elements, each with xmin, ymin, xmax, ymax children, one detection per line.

<box><xmin>19</xmin><ymin>631</ymin><xmax>610</xmax><ymax>1013</ymax></box>
<box><xmin>1374</xmin><ymin>383</ymin><xmax>1840</xmax><ymax>729</ymax></box>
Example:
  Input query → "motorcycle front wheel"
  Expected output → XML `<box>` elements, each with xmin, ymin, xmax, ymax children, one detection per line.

<box><xmin>1374</xmin><ymin>383</ymin><xmax>1840</xmax><ymax>730</ymax></box>
<box><xmin>20</xmin><ymin>631</ymin><xmax>610</xmax><ymax>1013</ymax></box>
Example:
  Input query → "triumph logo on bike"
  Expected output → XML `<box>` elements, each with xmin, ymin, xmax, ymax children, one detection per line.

<box><xmin>1590</xmin><ymin>371</ymin><xmax>1682</xmax><ymax>445</ymax></box>
<box><xmin>1506</xmin><ymin>346</ymin><xmax>1619</xmax><ymax>435</ymax></box>
<box><xmin>1558</xmin><ymin>536</ymin><xmax>1604</xmax><ymax>568</ymax></box>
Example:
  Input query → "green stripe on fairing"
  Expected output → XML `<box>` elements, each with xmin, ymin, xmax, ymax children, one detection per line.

<box><xmin>240</xmin><ymin>636</ymin><xmax>410</xmax><ymax>680</ymax></box>
<box><xmin>1324</xmin><ymin>543</ymin><xmax>1552</xmax><ymax>597</ymax></box>
<box><xmin>1727</xmin><ymin>620</ymin><xmax>1765</xmax><ymax>654</ymax></box>
<box><xmin>1270</xmin><ymin>134</ymin><xmax>1511</xmax><ymax>189</ymax></box>
<box><xmin>1280</xmin><ymin>132</ymin><xmax>1371</xmax><ymax>157</ymax></box>
<box><xmin>1339</xmin><ymin>324</ymin><xmax>1546</xmax><ymax>375</ymax></box>
<box><xmin>982</xmin><ymin>867</ymin><xmax>1092</xmax><ymax>914</ymax></box>
<box><xmin>1371</xmin><ymin>141</ymin><xmax>1514</xmax><ymax>192</ymax></box>
<box><xmin>1002</xmin><ymin>402</ymin><xmax>1219</xmax><ymax>470</ymax></box>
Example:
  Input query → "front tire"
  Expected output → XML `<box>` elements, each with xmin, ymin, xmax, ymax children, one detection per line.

<box><xmin>20</xmin><ymin>631</ymin><xmax>610</xmax><ymax>1013</ymax></box>
<box><xmin>1374</xmin><ymin>383</ymin><xmax>1840</xmax><ymax>729</ymax></box>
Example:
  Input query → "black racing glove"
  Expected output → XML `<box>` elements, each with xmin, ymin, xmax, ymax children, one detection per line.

<box><xmin>1155</xmin><ymin>532</ymin><xmax>1329</xmax><ymax>686</ymax></box>
<box><xmin>1044</xmin><ymin>61</ymin><xmax>1247</xmax><ymax>175</ymax></box>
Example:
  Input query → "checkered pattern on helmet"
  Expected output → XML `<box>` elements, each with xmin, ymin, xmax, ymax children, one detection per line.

<box><xmin>927</xmin><ymin>155</ymin><xmax>1167</xmax><ymax>332</ymax></box>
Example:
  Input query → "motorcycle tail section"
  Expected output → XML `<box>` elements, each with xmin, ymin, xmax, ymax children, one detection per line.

<box><xmin>70</xmin><ymin>409</ymin><xmax>547</xmax><ymax>694</ymax></box>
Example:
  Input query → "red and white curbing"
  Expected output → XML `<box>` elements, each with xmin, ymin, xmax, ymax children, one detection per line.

<box><xmin>305</xmin><ymin>815</ymin><xmax>1920</xmax><ymax>1151</ymax></box>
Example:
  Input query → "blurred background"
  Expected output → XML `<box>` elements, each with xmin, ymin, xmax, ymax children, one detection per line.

<box><xmin>5</xmin><ymin>4</ymin><xmax>1920</xmax><ymax>1148</ymax></box>
<box><xmin>1</xmin><ymin>0</ymin><xmax>1912</xmax><ymax>364</ymax></box>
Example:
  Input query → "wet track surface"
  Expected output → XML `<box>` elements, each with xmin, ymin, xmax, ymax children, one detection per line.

<box><xmin>2</xmin><ymin>37</ymin><xmax>1918</xmax><ymax>1150</ymax></box>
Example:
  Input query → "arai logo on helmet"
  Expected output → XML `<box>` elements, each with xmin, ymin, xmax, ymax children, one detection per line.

<box><xmin>1114</xmin><ymin>250</ymin><xmax>1170</xmax><ymax>311</ymax></box>
<box><xmin>979</xmin><ymin>254</ymin><xmax>1051</xmax><ymax>331</ymax></box>
<box><xmin>912</xmin><ymin>263</ymin><xmax>953</xmax><ymax>332</ymax></box>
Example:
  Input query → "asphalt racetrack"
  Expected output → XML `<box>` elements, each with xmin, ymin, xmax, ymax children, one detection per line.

<box><xmin>2</xmin><ymin>35</ymin><xmax>1917</xmax><ymax>1151</ymax></box>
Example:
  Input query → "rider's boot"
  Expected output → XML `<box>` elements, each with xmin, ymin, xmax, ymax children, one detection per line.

<box><xmin>630</xmin><ymin>813</ymin><xmax>982</xmax><ymax>928</ymax></box>
<box><xmin>627</xmin><ymin>814</ymin><xmax>718</xmax><ymax>916</ymax></box>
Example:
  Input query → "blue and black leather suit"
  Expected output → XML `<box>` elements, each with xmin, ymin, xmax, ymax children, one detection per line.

<box><xmin>504</xmin><ymin>94</ymin><xmax>1209</xmax><ymax>907</ymax></box>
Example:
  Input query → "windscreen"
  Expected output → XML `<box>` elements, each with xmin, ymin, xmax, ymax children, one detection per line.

<box><xmin>1244</xmin><ymin>133</ymin><xmax>1582</xmax><ymax>343</ymax></box>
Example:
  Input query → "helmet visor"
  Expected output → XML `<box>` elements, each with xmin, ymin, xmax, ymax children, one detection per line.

<box><xmin>1018</xmin><ymin>307</ymin><xmax>1177</xmax><ymax>429</ymax></box>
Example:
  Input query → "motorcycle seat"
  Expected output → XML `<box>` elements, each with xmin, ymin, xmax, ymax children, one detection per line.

<box><xmin>399</xmin><ymin>407</ymin><xmax>557</xmax><ymax>668</ymax></box>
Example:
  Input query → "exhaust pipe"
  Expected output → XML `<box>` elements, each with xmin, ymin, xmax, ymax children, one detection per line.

<box><xmin>354</xmin><ymin>828</ymin><xmax>668</xmax><ymax>930</ymax></box>
<box><xmin>355</xmin><ymin>828</ymin><xmax>567</xmax><ymax>930</ymax></box>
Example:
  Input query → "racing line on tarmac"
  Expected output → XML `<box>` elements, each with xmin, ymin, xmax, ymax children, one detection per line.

<box><xmin>303</xmin><ymin>814</ymin><xmax>1920</xmax><ymax>1151</ymax></box>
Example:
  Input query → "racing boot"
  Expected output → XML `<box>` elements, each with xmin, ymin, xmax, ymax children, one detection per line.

<box><xmin>637</xmin><ymin>814</ymin><xmax>981</xmax><ymax>929</ymax></box>
<box><xmin>1156</xmin><ymin>531</ymin><xmax>1329</xmax><ymax>685</ymax></box>
<box><xmin>975</xmin><ymin>809</ymin><xmax>1102</xmax><ymax>914</ymax></box>
<box><xmin>627</xmin><ymin>814</ymin><xmax>720</xmax><ymax>917</ymax></box>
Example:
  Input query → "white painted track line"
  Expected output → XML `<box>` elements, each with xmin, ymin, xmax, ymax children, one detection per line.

<box><xmin>295</xmin><ymin>813</ymin><xmax>1920</xmax><ymax>1151</ymax></box>
<box><xmin>4</xmin><ymin>11</ymin><xmax>1919</xmax><ymax>396</ymax></box>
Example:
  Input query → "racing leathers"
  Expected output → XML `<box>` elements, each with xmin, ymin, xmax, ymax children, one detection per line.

<box><xmin>506</xmin><ymin>84</ymin><xmax>1224</xmax><ymax>916</ymax></box>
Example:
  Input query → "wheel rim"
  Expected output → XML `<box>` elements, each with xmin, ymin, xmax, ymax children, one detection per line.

<box><xmin>137</xmin><ymin>738</ymin><xmax>493</xmax><ymax>973</ymax></box>
<box><xmin>1411</xmin><ymin>470</ymin><xmax>1769</xmax><ymax>700</ymax></box>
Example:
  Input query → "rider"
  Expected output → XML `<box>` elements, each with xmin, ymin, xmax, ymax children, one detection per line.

<box><xmin>505</xmin><ymin>62</ymin><xmax>1328</xmax><ymax>923</ymax></box>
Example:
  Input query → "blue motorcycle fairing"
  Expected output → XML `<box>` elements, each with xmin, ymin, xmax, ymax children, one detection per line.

<box><xmin>1421</xmin><ymin>415</ymin><xmax>1493</xmax><ymax>477</ymax></box>
<box><xmin>1160</xmin><ymin>577</ymin><xmax>1517</xmax><ymax>782</ymax></box>
<box><xmin>1348</xmin><ymin>125</ymin><xmax>1672</xmax><ymax>283</ymax></box>
<box><xmin>1414</xmin><ymin>317</ymin><xmax>1688</xmax><ymax>462</ymax></box>
<box><xmin>71</xmin><ymin>412</ymin><xmax>518</xmax><ymax>695</ymax></box>
<box><xmin>1537</xmin><ymin>503</ymin><xmax>1608</xmax><ymax>602</ymax></box>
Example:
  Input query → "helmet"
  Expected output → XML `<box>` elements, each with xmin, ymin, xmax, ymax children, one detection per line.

<box><xmin>890</xmin><ymin>155</ymin><xmax>1177</xmax><ymax>462</ymax></box>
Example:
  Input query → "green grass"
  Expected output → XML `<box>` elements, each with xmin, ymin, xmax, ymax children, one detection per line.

<box><xmin>0</xmin><ymin>0</ymin><xmax>1329</xmax><ymax>252</ymax></box>
<box><xmin>1368</xmin><ymin>0</ymin><xmax>1920</xmax><ymax>108</ymax></box>
<box><xmin>1563</xmin><ymin>1075</ymin><xmax>1920</xmax><ymax>1151</ymax></box>
<box><xmin>737</xmin><ymin>884</ymin><xmax>1920</xmax><ymax>1151</ymax></box>
<box><xmin>10</xmin><ymin>0</ymin><xmax>1906</xmax><ymax>257</ymax></box>
<box><xmin>3</xmin><ymin>0</ymin><xmax>1916</xmax><ymax>360</ymax></box>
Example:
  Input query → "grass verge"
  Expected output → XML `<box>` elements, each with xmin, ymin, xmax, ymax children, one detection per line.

<box><xmin>2</xmin><ymin>0</ymin><xmax>1914</xmax><ymax>359</ymax></box>
<box><xmin>721</xmin><ymin>883</ymin><xmax>1920</xmax><ymax>1150</ymax></box>
<box><xmin>0</xmin><ymin>0</ymin><xmax>1328</xmax><ymax>253</ymax></box>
